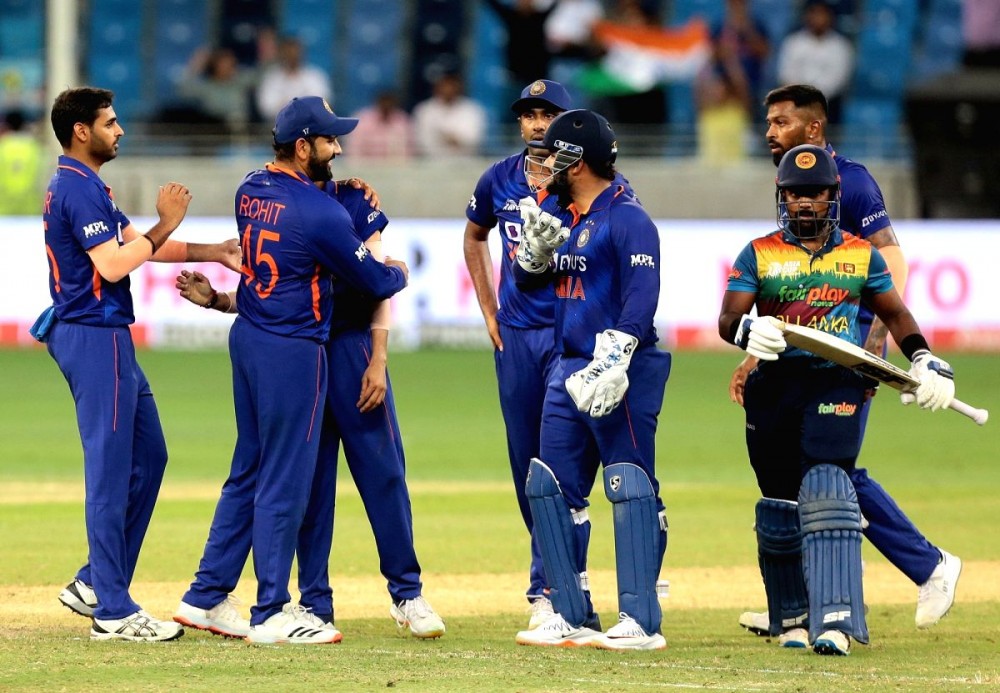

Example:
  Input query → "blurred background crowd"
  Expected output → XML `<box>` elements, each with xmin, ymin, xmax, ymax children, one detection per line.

<box><xmin>1</xmin><ymin>0</ymin><xmax>998</xmax><ymax>217</ymax></box>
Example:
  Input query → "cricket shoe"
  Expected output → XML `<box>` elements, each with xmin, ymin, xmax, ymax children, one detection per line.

<box><xmin>59</xmin><ymin>579</ymin><xmax>98</xmax><ymax>618</ymax></box>
<box><xmin>737</xmin><ymin>610</ymin><xmax>770</xmax><ymax>636</ymax></box>
<box><xmin>916</xmin><ymin>550</ymin><xmax>962</xmax><ymax>629</ymax></box>
<box><xmin>174</xmin><ymin>595</ymin><xmax>250</xmax><ymax>638</ymax></box>
<box><xmin>591</xmin><ymin>613</ymin><xmax>666</xmax><ymax>651</ymax></box>
<box><xmin>516</xmin><ymin>612</ymin><xmax>602</xmax><ymax>648</ymax></box>
<box><xmin>246</xmin><ymin>603</ymin><xmax>342</xmax><ymax>645</ymax></box>
<box><xmin>298</xmin><ymin>609</ymin><xmax>343</xmax><ymax>638</ymax></box>
<box><xmin>813</xmin><ymin>630</ymin><xmax>850</xmax><ymax>656</ymax></box>
<box><xmin>390</xmin><ymin>596</ymin><xmax>445</xmax><ymax>639</ymax></box>
<box><xmin>91</xmin><ymin>611</ymin><xmax>184</xmax><ymax>642</ymax></box>
<box><xmin>777</xmin><ymin>627</ymin><xmax>809</xmax><ymax>648</ymax></box>
<box><xmin>527</xmin><ymin>596</ymin><xmax>555</xmax><ymax>629</ymax></box>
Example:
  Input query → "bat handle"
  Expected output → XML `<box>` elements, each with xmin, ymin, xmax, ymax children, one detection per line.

<box><xmin>950</xmin><ymin>398</ymin><xmax>989</xmax><ymax>425</ymax></box>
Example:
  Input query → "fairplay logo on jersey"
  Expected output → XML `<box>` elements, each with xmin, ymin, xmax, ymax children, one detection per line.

<box><xmin>82</xmin><ymin>220</ymin><xmax>109</xmax><ymax>238</ymax></box>
<box><xmin>817</xmin><ymin>402</ymin><xmax>858</xmax><ymax>416</ymax></box>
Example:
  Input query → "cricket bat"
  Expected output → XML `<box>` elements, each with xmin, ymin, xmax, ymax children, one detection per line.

<box><xmin>776</xmin><ymin>321</ymin><xmax>988</xmax><ymax>425</ymax></box>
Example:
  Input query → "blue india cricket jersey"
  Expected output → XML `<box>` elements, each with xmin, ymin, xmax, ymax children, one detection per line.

<box><xmin>43</xmin><ymin>155</ymin><xmax>133</xmax><ymax>326</ymax></box>
<box><xmin>234</xmin><ymin>164</ymin><xmax>405</xmax><ymax>342</ymax></box>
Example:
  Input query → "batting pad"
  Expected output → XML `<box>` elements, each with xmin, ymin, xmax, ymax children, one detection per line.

<box><xmin>755</xmin><ymin>498</ymin><xmax>808</xmax><ymax>636</ymax></box>
<box><xmin>798</xmin><ymin>464</ymin><xmax>869</xmax><ymax>645</ymax></box>
<box><xmin>525</xmin><ymin>458</ymin><xmax>590</xmax><ymax>626</ymax></box>
<box><xmin>603</xmin><ymin>463</ymin><xmax>664</xmax><ymax>635</ymax></box>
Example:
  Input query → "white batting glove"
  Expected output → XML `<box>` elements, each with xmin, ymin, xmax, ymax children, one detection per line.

<box><xmin>516</xmin><ymin>196</ymin><xmax>569</xmax><ymax>273</ymax></box>
<box><xmin>566</xmin><ymin>329</ymin><xmax>639</xmax><ymax>417</ymax></box>
<box><xmin>902</xmin><ymin>350</ymin><xmax>955</xmax><ymax>411</ymax></box>
<box><xmin>733</xmin><ymin>314</ymin><xmax>786</xmax><ymax>361</ymax></box>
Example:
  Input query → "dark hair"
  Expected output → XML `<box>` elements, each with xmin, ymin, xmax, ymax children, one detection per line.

<box><xmin>592</xmin><ymin>160</ymin><xmax>617</xmax><ymax>182</ymax></box>
<box><xmin>272</xmin><ymin>133</ymin><xmax>317</xmax><ymax>159</ymax></box>
<box><xmin>50</xmin><ymin>87</ymin><xmax>114</xmax><ymax>147</ymax></box>
<box><xmin>763</xmin><ymin>84</ymin><xmax>829</xmax><ymax>118</ymax></box>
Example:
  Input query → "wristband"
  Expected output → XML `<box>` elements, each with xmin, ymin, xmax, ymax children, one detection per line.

<box><xmin>142</xmin><ymin>234</ymin><xmax>157</xmax><ymax>254</ymax></box>
<box><xmin>205</xmin><ymin>290</ymin><xmax>219</xmax><ymax>310</ymax></box>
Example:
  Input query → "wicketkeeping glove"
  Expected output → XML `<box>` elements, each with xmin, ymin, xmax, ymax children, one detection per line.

<box><xmin>565</xmin><ymin>329</ymin><xmax>639</xmax><ymax>417</ymax></box>
<box><xmin>733</xmin><ymin>314</ymin><xmax>786</xmax><ymax>361</ymax></box>
<box><xmin>901</xmin><ymin>350</ymin><xmax>955</xmax><ymax>411</ymax></box>
<box><xmin>516</xmin><ymin>196</ymin><xmax>569</xmax><ymax>273</ymax></box>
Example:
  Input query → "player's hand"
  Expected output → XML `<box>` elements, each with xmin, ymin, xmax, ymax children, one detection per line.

<box><xmin>516</xmin><ymin>196</ymin><xmax>568</xmax><ymax>273</ymax></box>
<box><xmin>903</xmin><ymin>350</ymin><xmax>954</xmax><ymax>411</ymax></box>
<box><xmin>357</xmin><ymin>357</ymin><xmax>387</xmax><ymax>413</ymax></box>
<box><xmin>156</xmin><ymin>182</ymin><xmax>192</xmax><ymax>229</ymax></box>
<box><xmin>216</xmin><ymin>238</ymin><xmax>242</xmax><ymax>273</ymax></box>
<box><xmin>485</xmin><ymin>313</ymin><xmax>503</xmax><ymax>352</ymax></box>
<box><xmin>175</xmin><ymin>269</ymin><xmax>214</xmax><ymax>307</ymax></box>
<box><xmin>338</xmin><ymin>177</ymin><xmax>380</xmax><ymax>210</ymax></box>
<box><xmin>565</xmin><ymin>329</ymin><xmax>638</xmax><ymax>417</ymax></box>
<box><xmin>729</xmin><ymin>355</ymin><xmax>758</xmax><ymax>406</ymax></box>
<box><xmin>385</xmin><ymin>256</ymin><xmax>409</xmax><ymax>285</ymax></box>
<box><xmin>734</xmin><ymin>314</ymin><xmax>786</xmax><ymax>361</ymax></box>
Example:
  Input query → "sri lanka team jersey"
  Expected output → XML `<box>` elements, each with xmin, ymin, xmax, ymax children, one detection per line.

<box><xmin>467</xmin><ymin>152</ymin><xmax>553</xmax><ymax>329</ymax></box>
<box><xmin>547</xmin><ymin>185</ymin><xmax>661</xmax><ymax>359</ymax></box>
<box><xmin>43</xmin><ymin>155</ymin><xmax>133</xmax><ymax>326</ymax></box>
<box><xmin>234</xmin><ymin>164</ymin><xmax>405</xmax><ymax>343</ymax></box>
<box><xmin>726</xmin><ymin>226</ymin><xmax>894</xmax><ymax>358</ymax></box>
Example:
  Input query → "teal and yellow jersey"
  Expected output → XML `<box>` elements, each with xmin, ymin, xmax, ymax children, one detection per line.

<box><xmin>726</xmin><ymin>227</ymin><xmax>894</xmax><ymax>357</ymax></box>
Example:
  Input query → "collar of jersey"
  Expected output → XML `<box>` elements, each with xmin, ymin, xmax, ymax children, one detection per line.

<box><xmin>57</xmin><ymin>154</ymin><xmax>114</xmax><ymax>196</ymax></box>
<box><xmin>266</xmin><ymin>162</ymin><xmax>313</xmax><ymax>185</ymax></box>
<box><xmin>566</xmin><ymin>183</ymin><xmax>625</xmax><ymax>225</ymax></box>
<box><xmin>780</xmin><ymin>224</ymin><xmax>844</xmax><ymax>255</ymax></box>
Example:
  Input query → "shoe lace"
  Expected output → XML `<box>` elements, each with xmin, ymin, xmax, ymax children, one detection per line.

<box><xmin>608</xmin><ymin>613</ymin><xmax>644</xmax><ymax>637</ymax></box>
<box><xmin>403</xmin><ymin>596</ymin><xmax>434</xmax><ymax>619</ymax></box>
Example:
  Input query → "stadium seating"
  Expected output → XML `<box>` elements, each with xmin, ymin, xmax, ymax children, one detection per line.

<box><xmin>340</xmin><ymin>0</ymin><xmax>405</xmax><ymax>117</ymax></box>
<box><xmin>152</xmin><ymin>0</ymin><xmax>210</xmax><ymax>109</ymax></box>
<box><xmin>87</xmin><ymin>0</ymin><xmax>144</xmax><ymax>123</ymax></box>
<box><xmin>279</xmin><ymin>0</ymin><xmax>337</xmax><ymax>88</ymax></box>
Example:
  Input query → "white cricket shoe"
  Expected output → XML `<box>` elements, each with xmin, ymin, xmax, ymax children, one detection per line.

<box><xmin>527</xmin><ymin>596</ymin><xmax>555</xmax><ymax>629</ymax></box>
<box><xmin>813</xmin><ymin>629</ymin><xmax>850</xmax><ymax>656</ymax></box>
<box><xmin>738</xmin><ymin>610</ymin><xmax>770</xmax><ymax>636</ymax></box>
<box><xmin>516</xmin><ymin>612</ymin><xmax>601</xmax><ymax>647</ymax></box>
<box><xmin>174</xmin><ymin>595</ymin><xmax>250</xmax><ymax>638</ymax></box>
<box><xmin>390</xmin><ymin>596</ymin><xmax>445</xmax><ymax>639</ymax></box>
<box><xmin>246</xmin><ymin>603</ymin><xmax>342</xmax><ymax>644</ymax></box>
<box><xmin>91</xmin><ymin>611</ymin><xmax>184</xmax><ymax>642</ymax></box>
<box><xmin>916</xmin><ymin>550</ymin><xmax>962</xmax><ymax>629</ymax></box>
<box><xmin>59</xmin><ymin>579</ymin><xmax>98</xmax><ymax>618</ymax></box>
<box><xmin>298</xmin><ymin>609</ymin><xmax>343</xmax><ymax>638</ymax></box>
<box><xmin>777</xmin><ymin>627</ymin><xmax>809</xmax><ymax>648</ymax></box>
<box><xmin>591</xmin><ymin>613</ymin><xmax>666</xmax><ymax>651</ymax></box>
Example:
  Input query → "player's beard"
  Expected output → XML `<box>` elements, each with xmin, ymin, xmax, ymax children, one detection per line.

<box><xmin>306</xmin><ymin>146</ymin><xmax>333</xmax><ymax>183</ymax></box>
<box><xmin>790</xmin><ymin>211</ymin><xmax>828</xmax><ymax>240</ymax></box>
<box><xmin>547</xmin><ymin>169</ymin><xmax>573</xmax><ymax>208</ymax></box>
<box><xmin>91</xmin><ymin>137</ymin><xmax>119</xmax><ymax>164</ymax></box>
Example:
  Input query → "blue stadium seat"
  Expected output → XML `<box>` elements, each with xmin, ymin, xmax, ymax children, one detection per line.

<box><xmin>841</xmin><ymin>97</ymin><xmax>905</xmax><ymax>159</ymax></box>
<box><xmin>468</xmin><ymin>3</ymin><xmax>507</xmax><ymax>143</ymax></box>
<box><xmin>0</xmin><ymin>13</ymin><xmax>42</xmax><ymax>59</ymax></box>
<box><xmin>88</xmin><ymin>4</ymin><xmax>146</xmax><ymax>122</ymax></box>
<box><xmin>910</xmin><ymin>0</ymin><xmax>963</xmax><ymax>84</ymax></box>
<box><xmin>340</xmin><ymin>0</ymin><xmax>404</xmax><ymax>116</ymax></box>
<box><xmin>279</xmin><ymin>0</ymin><xmax>337</xmax><ymax>80</ymax></box>
<box><xmin>852</xmin><ymin>22</ymin><xmax>914</xmax><ymax>97</ymax></box>
<box><xmin>152</xmin><ymin>0</ymin><xmax>209</xmax><ymax>107</ymax></box>
<box><xmin>671</xmin><ymin>0</ymin><xmax>724</xmax><ymax>25</ymax></box>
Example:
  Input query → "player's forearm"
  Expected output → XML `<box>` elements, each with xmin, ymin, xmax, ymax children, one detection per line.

<box><xmin>463</xmin><ymin>235</ymin><xmax>499</xmax><ymax>319</ymax></box>
<box><xmin>87</xmin><ymin>236</ymin><xmax>154</xmax><ymax>283</ymax></box>
<box><xmin>370</xmin><ymin>327</ymin><xmax>389</xmax><ymax>366</ymax></box>
<box><xmin>879</xmin><ymin>243</ymin><xmax>908</xmax><ymax>297</ymax></box>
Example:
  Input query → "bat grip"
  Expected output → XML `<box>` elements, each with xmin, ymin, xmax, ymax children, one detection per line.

<box><xmin>950</xmin><ymin>398</ymin><xmax>989</xmax><ymax>425</ymax></box>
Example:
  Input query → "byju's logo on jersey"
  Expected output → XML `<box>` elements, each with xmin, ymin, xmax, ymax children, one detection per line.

<box><xmin>631</xmin><ymin>254</ymin><xmax>655</xmax><ymax>268</ymax></box>
<box><xmin>503</xmin><ymin>199</ymin><xmax>519</xmax><ymax>212</ymax></box>
<box><xmin>354</xmin><ymin>243</ymin><xmax>369</xmax><ymax>261</ymax></box>
<box><xmin>82</xmin><ymin>220</ymin><xmax>109</xmax><ymax>238</ymax></box>
<box><xmin>366</xmin><ymin>209</ymin><xmax>380</xmax><ymax>224</ymax></box>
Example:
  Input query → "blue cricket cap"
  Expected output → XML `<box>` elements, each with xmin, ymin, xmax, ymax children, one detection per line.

<box><xmin>529</xmin><ymin>109</ymin><xmax>618</xmax><ymax>168</ymax></box>
<box><xmin>272</xmin><ymin>96</ymin><xmax>358</xmax><ymax>144</ymax></box>
<box><xmin>510</xmin><ymin>79</ymin><xmax>573</xmax><ymax>115</ymax></box>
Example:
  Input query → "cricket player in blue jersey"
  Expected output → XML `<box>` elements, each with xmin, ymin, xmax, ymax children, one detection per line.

<box><xmin>719</xmin><ymin>144</ymin><xmax>958</xmax><ymax>655</ymax></box>
<box><xmin>175</xmin><ymin>96</ymin><xmax>408</xmax><ymax>645</ymax></box>
<box><xmin>734</xmin><ymin>85</ymin><xmax>961</xmax><ymax>636</ymax></box>
<box><xmin>174</xmin><ymin>183</ymin><xmax>442</xmax><ymax>640</ymax></box>
<box><xmin>509</xmin><ymin>109</ymin><xmax>670</xmax><ymax>651</ymax></box>
<box><xmin>464</xmin><ymin>79</ymin><xmax>573</xmax><ymax>628</ymax></box>
<box><xmin>41</xmin><ymin>87</ymin><xmax>240</xmax><ymax>641</ymax></box>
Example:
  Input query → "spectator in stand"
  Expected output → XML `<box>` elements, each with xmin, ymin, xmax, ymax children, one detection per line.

<box><xmin>0</xmin><ymin>110</ymin><xmax>43</xmax><ymax>215</ymax></box>
<box><xmin>711</xmin><ymin>0</ymin><xmax>771</xmax><ymax>109</ymax></box>
<box><xmin>256</xmin><ymin>36</ymin><xmax>333</xmax><ymax>122</ymax></box>
<box><xmin>176</xmin><ymin>46</ymin><xmax>258</xmax><ymax>131</ymax></box>
<box><xmin>482</xmin><ymin>0</ymin><xmax>556</xmax><ymax>89</ymax></box>
<box><xmin>349</xmin><ymin>91</ymin><xmax>414</xmax><ymax>160</ymax></box>
<box><xmin>544</xmin><ymin>0</ymin><xmax>604</xmax><ymax>108</ymax></box>
<box><xmin>694</xmin><ymin>55</ymin><xmax>752</xmax><ymax>166</ymax></box>
<box><xmin>412</xmin><ymin>72</ymin><xmax>487</xmax><ymax>158</ymax></box>
<box><xmin>962</xmin><ymin>0</ymin><xmax>1000</xmax><ymax>67</ymax></box>
<box><xmin>777</xmin><ymin>1</ymin><xmax>854</xmax><ymax>124</ymax></box>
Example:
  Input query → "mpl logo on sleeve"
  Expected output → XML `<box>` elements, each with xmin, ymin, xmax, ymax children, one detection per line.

<box><xmin>82</xmin><ymin>220</ymin><xmax>109</xmax><ymax>238</ymax></box>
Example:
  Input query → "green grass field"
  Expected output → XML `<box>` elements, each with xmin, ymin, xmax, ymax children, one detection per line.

<box><xmin>1</xmin><ymin>347</ymin><xmax>998</xmax><ymax>692</ymax></box>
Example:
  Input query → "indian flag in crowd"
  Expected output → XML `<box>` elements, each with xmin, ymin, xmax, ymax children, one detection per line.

<box><xmin>578</xmin><ymin>18</ymin><xmax>711</xmax><ymax>96</ymax></box>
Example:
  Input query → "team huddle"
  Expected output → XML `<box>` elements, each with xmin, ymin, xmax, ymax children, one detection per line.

<box><xmin>37</xmin><ymin>80</ymin><xmax>962</xmax><ymax>654</ymax></box>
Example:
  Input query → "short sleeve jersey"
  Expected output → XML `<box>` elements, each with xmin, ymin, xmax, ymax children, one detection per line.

<box><xmin>726</xmin><ymin>227</ymin><xmax>894</xmax><ymax>358</ymax></box>
<box><xmin>328</xmin><ymin>184</ymin><xmax>390</xmax><ymax>334</ymax></box>
<box><xmin>234</xmin><ymin>164</ymin><xmax>405</xmax><ymax>342</ymax></box>
<box><xmin>42</xmin><ymin>155</ymin><xmax>133</xmax><ymax>326</ymax></box>
<box><xmin>466</xmin><ymin>152</ymin><xmax>554</xmax><ymax>329</ymax></box>
<box><xmin>550</xmin><ymin>185</ymin><xmax>661</xmax><ymax>359</ymax></box>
